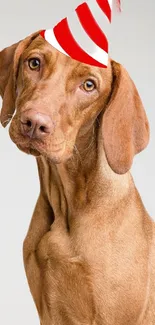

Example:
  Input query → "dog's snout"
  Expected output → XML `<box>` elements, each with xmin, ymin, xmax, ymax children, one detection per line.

<box><xmin>20</xmin><ymin>109</ymin><xmax>53</xmax><ymax>139</ymax></box>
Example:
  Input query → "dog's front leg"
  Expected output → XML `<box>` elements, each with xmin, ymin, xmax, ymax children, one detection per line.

<box><xmin>23</xmin><ymin>191</ymin><xmax>54</xmax><ymax>318</ymax></box>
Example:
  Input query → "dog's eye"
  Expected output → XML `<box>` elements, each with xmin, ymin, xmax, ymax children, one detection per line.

<box><xmin>82</xmin><ymin>80</ymin><xmax>96</xmax><ymax>92</ymax></box>
<box><xmin>28</xmin><ymin>58</ymin><xmax>40</xmax><ymax>70</ymax></box>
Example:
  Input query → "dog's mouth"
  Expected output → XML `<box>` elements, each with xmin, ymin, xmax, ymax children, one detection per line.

<box><xmin>16</xmin><ymin>142</ymin><xmax>41</xmax><ymax>156</ymax></box>
<box><xmin>15</xmin><ymin>136</ymin><xmax>67</xmax><ymax>162</ymax></box>
<box><xmin>9</xmin><ymin>117</ymin><xmax>73</xmax><ymax>163</ymax></box>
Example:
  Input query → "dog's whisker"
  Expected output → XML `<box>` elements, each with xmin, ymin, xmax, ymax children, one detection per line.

<box><xmin>79</xmin><ymin>126</ymin><xmax>95</xmax><ymax>154</ymax></box>
<box><xmin>81</xmin><ymin>138</ymin><xmax>95</xmax><ymax>154</ymax></box>
<box><xmin>96</xmin><ymin>117</ymin><xmax>100</xmax><ymax>127</ymax></box>
<box><xmin>73</xmin><ymin>144</ymin><xmax>83</xmax><ymax>165</ymax></box>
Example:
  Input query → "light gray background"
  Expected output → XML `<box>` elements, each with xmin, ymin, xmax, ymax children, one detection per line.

<box><xmin>0</xmin><ymin>1</ymin><xmax>155</xmax><ymax>324</ymax></box>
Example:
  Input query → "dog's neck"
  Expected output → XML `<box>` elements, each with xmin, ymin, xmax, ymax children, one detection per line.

<box><xmin>40</xmin><ymin>122</ymin><xmax>139</xmax><ymax>224</ymax></box>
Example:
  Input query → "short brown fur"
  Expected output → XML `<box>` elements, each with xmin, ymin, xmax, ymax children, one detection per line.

<box><xmin>0</xmin><ymin>32</ymin><xmax>155</xmax><ymax>325</ymax></box>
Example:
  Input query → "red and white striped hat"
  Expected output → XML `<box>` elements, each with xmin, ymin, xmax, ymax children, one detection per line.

<box><xmin>40</xmin><ymin>0</ymin><xmax>121</xmax><ymax>68</ymax></box>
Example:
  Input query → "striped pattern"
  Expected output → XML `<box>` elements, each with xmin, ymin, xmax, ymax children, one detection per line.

<box><xmin>40</xmin><ymin>0</ymin><xmax>117</xmax><ymax>68</ymax></box>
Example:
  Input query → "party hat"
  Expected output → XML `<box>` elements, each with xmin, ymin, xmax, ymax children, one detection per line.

<box><xmin>40</xmin><ymin>0</ymin><xmax>121</xmax><ymax>68</ymax></box>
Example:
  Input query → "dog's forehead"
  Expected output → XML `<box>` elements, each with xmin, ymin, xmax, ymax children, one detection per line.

<box><xmin>22</xmin><ymin>36</ymin><xmax>55</xmax><ymax>58</ymax></box>
<box><xmin>21</xmin><ymin>35</ymin><xmax>111</xmax><ymax>81</ymax></box>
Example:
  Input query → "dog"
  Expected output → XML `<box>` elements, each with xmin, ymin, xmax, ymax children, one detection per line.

<box><xmin>0</xmin><ymin>31</ymin><xmax>155</xmax><ymax>325</ymax></box>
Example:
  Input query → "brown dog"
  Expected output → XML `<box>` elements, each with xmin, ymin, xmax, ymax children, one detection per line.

<box><xmin>0</xmin><ymin>31</ymin><xmax>155</xmax><ymax>325</ymax></box>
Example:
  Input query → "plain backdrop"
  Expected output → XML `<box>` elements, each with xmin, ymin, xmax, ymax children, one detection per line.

<box><xmin>0</xmin><ymin>1</ymin><xmax>155</xmax><ymax>324</ymax></box>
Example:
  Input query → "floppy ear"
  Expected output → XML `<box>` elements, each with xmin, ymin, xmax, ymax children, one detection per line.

<box><xmin>102</xmin><ymin>60</ymin><xmax>150</xmax><ymax>175</ymax></box>
<box><xmin>0</xmin><ymin>31</ymin><xmax>40</xmax><ymax>127</ymax></box>
<box><xmin>0</xmin><ymin>42</ymin><xmax>19</xmax><ymax>127</ymax></box>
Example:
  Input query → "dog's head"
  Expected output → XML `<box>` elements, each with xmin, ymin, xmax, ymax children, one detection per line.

<box><xmin>0</xmin><ymin>32</ymin><xmax>149</xmax><ymax>174</ymax></box>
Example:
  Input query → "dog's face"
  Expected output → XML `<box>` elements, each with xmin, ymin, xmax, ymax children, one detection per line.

<box><xmin>9</xmin><ymin>35</ymin><xmax>112</xmax><ymax>163</ymax></box>
<box><xmin>0</xmin><ymin>32</ymin><xmax>150</xmax><ymax>174</ymax></box>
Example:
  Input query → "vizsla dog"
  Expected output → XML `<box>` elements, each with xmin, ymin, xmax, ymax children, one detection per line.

<box><xmin>0</xmin><ymin>32</ymin><xmax>155</xmax><ymax>325</ymax></box>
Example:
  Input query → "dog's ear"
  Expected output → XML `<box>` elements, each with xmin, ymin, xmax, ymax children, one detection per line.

<box><xmin>0</xmin><ymin>31</ymin><xmax>40</xmax><ymax>127</ymax></box>
<box><xmin>102</xmin><ymin>60</ymin><xmax>149</xmax><ymax>174</ymax></box>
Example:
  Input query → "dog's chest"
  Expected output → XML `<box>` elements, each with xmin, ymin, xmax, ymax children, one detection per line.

<box><xmin>36</xmin><ymin>212</ymin><xmax>150</xmax><ymax>325</ymax></box>
<box><xmin>36</xmin><ymin>162</ymin><xmax>150</xmax><ymax>324</ymax></box>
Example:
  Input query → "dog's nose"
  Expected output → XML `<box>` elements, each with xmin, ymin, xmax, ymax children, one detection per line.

<box><xmin>20</xmin><ymin>109</ymin><xmax>53</xmax><ymax>139</ymax></box>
